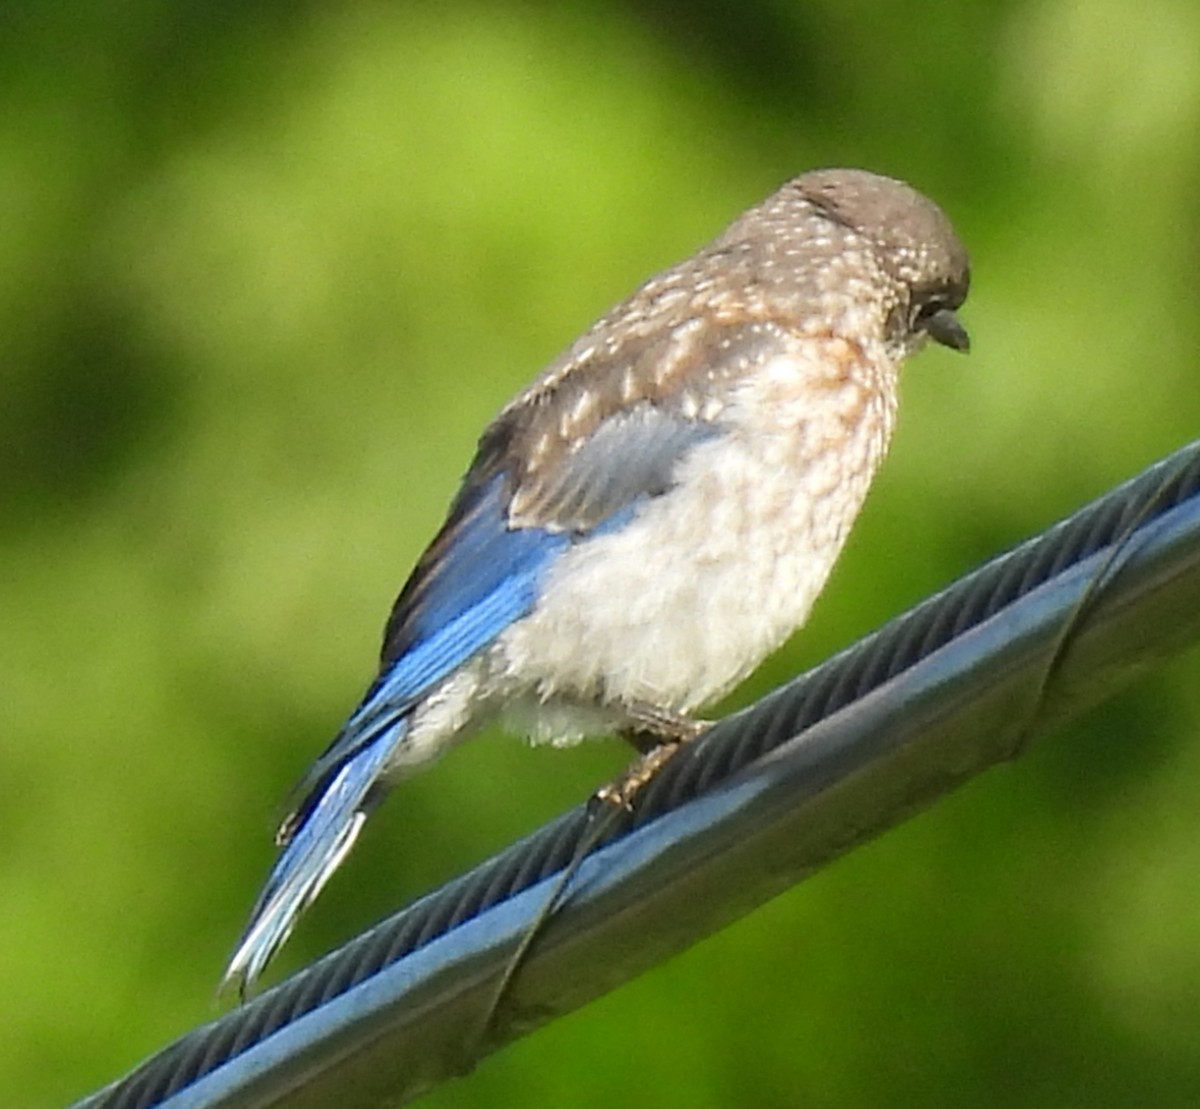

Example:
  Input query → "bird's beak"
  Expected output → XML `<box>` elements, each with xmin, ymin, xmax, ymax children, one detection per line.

<box><xmin>924</xmin><ymin>307</ymin><xmax>970</xmax><ymax>353</ymax></box>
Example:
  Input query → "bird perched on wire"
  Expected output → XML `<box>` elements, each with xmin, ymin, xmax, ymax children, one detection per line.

<box><xmin>224</xmin><ymin>167</ymin><xmax>970</xmax><ymax>993</ymax></box>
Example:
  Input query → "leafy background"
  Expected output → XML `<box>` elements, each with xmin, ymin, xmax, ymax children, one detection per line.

<box><xmin>4</xmin><ymin>2</ymin><xmax>1200</xmax><ymax>1106</ymax></box>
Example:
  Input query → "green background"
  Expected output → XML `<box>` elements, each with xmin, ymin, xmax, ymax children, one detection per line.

<box><xmin>5</xmin><ymin>2</ymin><xmax>1200</xmax><ymax>1106</ymax></box>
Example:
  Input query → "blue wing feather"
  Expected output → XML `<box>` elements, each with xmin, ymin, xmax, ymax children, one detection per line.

<box><xmin>291</xmin><ymin>471</ymin><xmax>571</xmax><ymax>812</ymax></box>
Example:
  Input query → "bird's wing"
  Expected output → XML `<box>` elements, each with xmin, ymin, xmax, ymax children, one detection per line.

<box><xmin>290</xmin><ymin>319</ymin><xmax>787</xmax><ymax>813</ymax></box>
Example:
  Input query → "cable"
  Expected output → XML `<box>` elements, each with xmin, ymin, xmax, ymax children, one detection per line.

<box><xmin>70</xmin><ymin>438</ymin><xmax>1200</xmax><ymax>1109</ymax></box>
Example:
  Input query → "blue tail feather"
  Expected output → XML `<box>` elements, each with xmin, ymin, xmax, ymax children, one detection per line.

<box><xmin>222</xmin><ymin>723</ymin><xmax>401</xmax><ymax>994</ymax></box>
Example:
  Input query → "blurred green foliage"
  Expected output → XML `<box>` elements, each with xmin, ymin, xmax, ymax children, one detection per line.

<box><xmin>4</xmin><ymin>1</ymin><xmax>1200</xmax><ymax>1106</ymax></box>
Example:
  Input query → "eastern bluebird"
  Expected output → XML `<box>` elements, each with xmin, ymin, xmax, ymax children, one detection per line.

<box><xmin>224</xmin><ymin>168</ymin><xmax>970</xmax><ymax>991</ymax></box>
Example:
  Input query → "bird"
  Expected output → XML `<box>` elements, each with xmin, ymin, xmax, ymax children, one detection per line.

<box><xmin>223</xmin><ymin>167</ymin><xmax>971</xmax><ymax>993</ymax></box>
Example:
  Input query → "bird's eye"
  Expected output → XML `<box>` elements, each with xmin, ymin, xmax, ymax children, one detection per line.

<box><xmin>913</xmin><ymin>293</ymin><xmax>953</xmax><ymax>324</ymax></box>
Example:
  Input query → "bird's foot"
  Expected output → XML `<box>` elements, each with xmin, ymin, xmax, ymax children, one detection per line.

<box><xmin>599</xmin><ymin>706</ymin><xmax>710</xmax><ymax>808</ymax></box>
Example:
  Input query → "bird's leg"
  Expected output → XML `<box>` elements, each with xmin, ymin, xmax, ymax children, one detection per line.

<box><xmin>620</xmin><ymin>701</ymin><xmax>709</xmax><ymax>750</ymax></box>
<box><xmin>477</xmin><ymin>705</ymin><xmax>709</xmax><ymax>1049</ymax></box>
<box><xmin>599</xmin><ymin>703</ymin><xmax>710</xmax><ymax>808</ymax></box>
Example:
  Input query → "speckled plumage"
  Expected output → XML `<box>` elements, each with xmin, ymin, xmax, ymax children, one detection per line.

<box><xmin>225</xmin><ymin>168</ymin><xmax>970</xmax><ymax>991</ymax></box>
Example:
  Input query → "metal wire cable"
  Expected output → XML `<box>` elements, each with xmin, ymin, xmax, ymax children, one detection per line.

<box><xmin>71</xmin><ymin>437</ymin><xmax>1200</xmax><ymax>1109</ymax></box>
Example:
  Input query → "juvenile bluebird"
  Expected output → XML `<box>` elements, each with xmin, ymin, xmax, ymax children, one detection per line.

<box><xmin>224</xmin><ymin>168</ymin><xmax>970</xmax><ymax>991</ymax></box>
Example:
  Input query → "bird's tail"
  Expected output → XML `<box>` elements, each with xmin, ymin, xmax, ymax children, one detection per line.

<box><xmin>221</xmin><ymin>722</ymin><xmax>402</xmax><ymax>996</ymax></box>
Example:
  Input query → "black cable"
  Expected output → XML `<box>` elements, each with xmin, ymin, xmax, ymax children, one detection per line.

<box><xmin>71</xmin><ymin>438</ymin><xmax>1200</xmax><ymax>1109</ymax></box>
